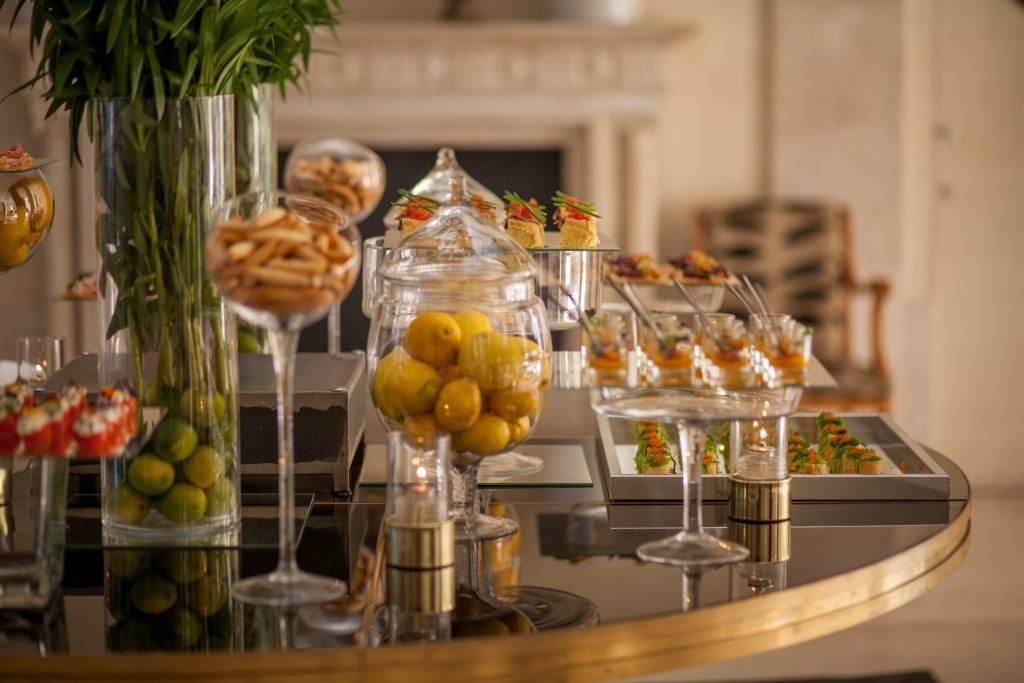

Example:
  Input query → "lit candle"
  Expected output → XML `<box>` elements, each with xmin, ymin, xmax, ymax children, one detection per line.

<box><xmin>388</xmin><ymin>431</ymin><xmax>449</xmax><ymax>524</ymax></box>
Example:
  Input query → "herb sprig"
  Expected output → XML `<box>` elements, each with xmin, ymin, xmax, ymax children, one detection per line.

<box><xmin>552</xmin><ymin>191</ymin><xmax>601</xmax><ymax>219</ymax></box>
<box><xmin>1</xmin><ymin>0</ymin><xmax>343</xmax><ymax>161</ymax></box>
<box><xmin>391</xmin><ymin>189</ymin><xmax>441</xmax><ymax>210</ymax></box>
<box><xmin>503</xmin><ymin>191</ymin><xmax>547</xmax><ymax>223</ymax></box>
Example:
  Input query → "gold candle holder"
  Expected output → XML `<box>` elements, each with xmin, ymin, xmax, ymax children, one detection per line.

<box><xmin>385</xmin><ymin>431</ymin><xmax>455</xmax><ymax>641</ymax></box>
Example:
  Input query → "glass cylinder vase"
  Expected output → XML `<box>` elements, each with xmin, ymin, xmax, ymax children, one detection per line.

<box><xmin>95</xmin><ymin>96</ymin><xmax>240</xmax><ymax>538</ymax></box>
<box><xmin>235</xmin><ymin>84</ymin><xmax>277</xmax><ymax>198</ymax></box>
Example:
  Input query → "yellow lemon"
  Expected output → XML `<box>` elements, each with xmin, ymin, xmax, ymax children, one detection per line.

<box><xmin>392</xmin><ymin>357</ymin><xmax>443</xmax><ymax>416</ymax></box>
<box><xmin>372</xmin><ymin>347</ymin><xmax>410</xmax><ymax>420</ymax></box>
<box><xmin>405</xmin><ymin>312</ymin><xmax>462</xmax><ymax>367</ymax></box>
<box><xmin>0</xmin><ymin>205</ymin><xmax>31</xmax><ymax>268</ymax></box>
<box><xmin>507</xmin><ymin>415</ymin><xmax>531</xmax><ymax>444</ymax></box>
<box><xmin>452</xmin><ymin>413</ymin><xmax>510</xmax><ymax>455</ymax></box>
<box><xmin>488</xmin><ymin>386</ymin><xmax>541</xmax><ymax>421</ymax></box>
<box><xmin>402</xmin><ymin>413</ymin><xmax>439</xmax><ymax>446</ymax></box>
<box><xmin>515</xmin><ymin>336</ymin><xmax>551</xmax><ymax>388</ymax></box>
<box><xmin>434</xmin><ymin>377</ymin><xmax>482</xmax><ymax>432</ymax></box>
<box><xmin>9</xmin><ymin>176</ymin><xmax>53</xmax><ymax>235</ymax></box>
<box><xmin>438</xmin><ymin>364</ymin><xmax>462</xmax><ymax>384</ymax></box>
<box><xmin>451</xmin><ymin>311</ymin><xmax>492</xmax><ymax>341</ymax></box>
<box><xmin>458</xmin><ymin>331</ymin><xmax>524</xmax><ymax>392</ymax></box>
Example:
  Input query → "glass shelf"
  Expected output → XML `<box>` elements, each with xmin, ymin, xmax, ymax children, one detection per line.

<box><xmin>64</xmin><ymin>493</ymin><xmax>314</xmax><ymax>550</ymax></box>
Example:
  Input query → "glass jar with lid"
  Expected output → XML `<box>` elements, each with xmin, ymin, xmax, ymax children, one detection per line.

<box><xmin>382</xmin><ymin>148</ymin><xmax>504</xmax><ymax>230</ymax></box>
<box><xmin>367</xmin><ymin>175</ymin><xmax>551</xmax><ymax>541</ymax></box>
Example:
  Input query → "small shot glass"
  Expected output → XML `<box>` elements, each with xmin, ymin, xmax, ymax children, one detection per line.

<box><xmin>695</xmin><ymin>315</ymin><xmax>752</xmax><ymax>387</ymax></box>
<box><xmin>751</xmin><ymin>316</ymin><xmax>811</xmax><ymax>383</ymax></box>
<box><xmin>583</xmin><ymin>312</ymin><xmax>635</xmax><ymax>387</ymax></box>
<box><xmin>641</xmin><ymin>313</ymin><xmax>694</xmax><ymax>387</ymax></box>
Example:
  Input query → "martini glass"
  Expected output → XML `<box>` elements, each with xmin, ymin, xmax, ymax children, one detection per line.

<box><xmin>592</xmin><ymin>386</ymin><xmax>802</xmax><ymax>570</ymax></box>
<box><xmin>209</xmin><ymin>192</ymin><xmax>361</xmax><ymax>606</ymax></box>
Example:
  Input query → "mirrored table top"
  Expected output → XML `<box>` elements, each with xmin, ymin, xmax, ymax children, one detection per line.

<box><xmin>0</xmin><ymin>435</ymin><xmax>970</xmax><ymax>683</ymax></box>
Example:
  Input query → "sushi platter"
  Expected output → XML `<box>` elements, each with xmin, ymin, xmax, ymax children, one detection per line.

<box><xmin>596</xmin><ymin>411</ymin><xmax>951</xmax><ymax>502</ymax></box>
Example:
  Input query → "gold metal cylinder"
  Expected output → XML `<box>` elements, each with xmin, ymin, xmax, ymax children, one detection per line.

<box><xmin>727</xmin><ymin>519</ymin><xmax>791</xmax><ymax>562</ymax></box>
<box><xmin>386</xmin><ymin>519</ymin><xmax>455</xmax><ymax>570</ymax></box>
<box><xmin>387</xmin><ymin>565</ymin><xmax>456</xmax><ymax>613</ymax></box>
<box><xmin>728</xmin><ymin>475</ymin><xmax>791</xmax><ymax>522</ymax></box>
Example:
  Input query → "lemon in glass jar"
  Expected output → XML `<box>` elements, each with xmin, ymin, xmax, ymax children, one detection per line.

<box><xmin>391</xmin><ymin>357</ymin><xmax>442</xmax><ymax>416</ymax></box>
<box><xmin>487</xmin><ymin>385</ymin><xmax>540</xmax><ymax>422</ymax></box>
<box><xmin>404</xmin><ymin>311</ymin><xmax>462</xmax><ymax>367</ymax></box>
<box><xmin>453</xmin><ymin>413</ymin><xmax>510</xmax><ymax>454</ymax></box>
<box><xmin>451</xmin><ymin>311</ymin><xmax>492</xmax><ymax>341</ymax></box>
<box><xmin>435</xmin><ymin>377</ymin><xmax>482</xmax><ymax>432</ymax></box>
<box><xmin>458</xmin><ymin>331</ymin><xmax>524</xmax><ymax>392</ymax></box>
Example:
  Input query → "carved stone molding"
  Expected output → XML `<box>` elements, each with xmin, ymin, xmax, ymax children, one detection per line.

<box><xmin>282</xmin><ymin>22</ymin><xmax>687</xmax><ymax>251</ymax></box>
<box><xmin>305</xmin><ymin>22</ymin><xmax>685</xmax><ymax>96</ymax></box>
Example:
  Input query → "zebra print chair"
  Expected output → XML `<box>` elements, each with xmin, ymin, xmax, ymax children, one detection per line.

<box><xmin>694</xmin><ymin>199</ymin><xmax>890</xmax><ymax>412</ymax></box>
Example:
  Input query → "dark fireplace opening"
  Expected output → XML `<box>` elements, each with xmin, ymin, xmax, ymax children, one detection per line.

<box><xmin>277</xmin><ymin>147</ymin><xmax>564</xmax><ymax>353</ymax></box>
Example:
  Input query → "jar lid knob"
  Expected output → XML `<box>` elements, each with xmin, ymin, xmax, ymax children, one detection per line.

<box><xmin>436</xmin><ymin>147</ymin><xmax>457</xmax><ymax>167</ymax></box>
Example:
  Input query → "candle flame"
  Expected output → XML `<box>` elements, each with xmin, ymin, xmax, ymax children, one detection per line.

<box><xmin>415</xmin><ymin>465</ymin><xmax>427</xmax><ymax>480</ymax></box>
<box><xmin>759</xmin><ymin>428</ymin><xmax>767</xmax><ymax>442</ymax></box>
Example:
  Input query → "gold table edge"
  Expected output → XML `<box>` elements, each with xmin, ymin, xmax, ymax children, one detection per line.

<box><xmin>2</xmin><ymin>499</ymin><xmax>972</xmax><ymax>683</ymax></box>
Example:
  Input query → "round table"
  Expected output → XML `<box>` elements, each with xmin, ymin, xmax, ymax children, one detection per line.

<box><xmin>0</xmin><ymin>449</ymin><xmax>970</xmax><ymax>682</ymax></box>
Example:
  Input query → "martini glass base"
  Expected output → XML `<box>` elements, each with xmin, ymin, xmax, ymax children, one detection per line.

<box><xmin>479</xmin><ymin>451</ymin><xmax>544</xmax><ymax>481</ymax></box>
<box><xmin>455</xmin><ymin>513</ymin><xmax>518</xmax><ymax>542</ymax></box>
<box><xmin>636</xmin><ymin>530</ymin><xmax>749</xmax><ymax>570</ymax></box>
<box><xmin>233</xmin><ymin>569</ymin><xmax>348</xmax><ymax>608</ymax></box>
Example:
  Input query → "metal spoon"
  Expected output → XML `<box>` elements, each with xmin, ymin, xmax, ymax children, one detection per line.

<box><xmin>670</xmin><ymin>275</ymin><xmax>733</xmax><ymax>353</ymax></box>
<box><xmin>605</xmin><ymin>278</ymin><xmax>676</xmax><ymax>358</ymax></box>
<box><xmin>742</xmin><ymin>274</ymin><xmax>771</xmax><ymax>316</ymax></box>
<box><xmin>556</xmin><ymin>285</ymin><xmax>609</xmax><ymax>358</ymax></box>
<box><xmin>725</xmin><ymin>280</ymin><xmax>758</xmax><ymax>315</ymax></box>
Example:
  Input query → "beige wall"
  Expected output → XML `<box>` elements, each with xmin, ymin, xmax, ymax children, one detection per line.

<box><xmin>642</xmin><ymin>0</ymin><xmax>768</xmax><ymax>256</ymax></box>
<box><xmin>0</xmin><ymin>20</ymin><xmax>82</xmax><ymax>363</ymax></box>
<box><xmin>928</xmin><ymin>0</ymin><xmax>1024</xmax><ymax>492</ymax></box>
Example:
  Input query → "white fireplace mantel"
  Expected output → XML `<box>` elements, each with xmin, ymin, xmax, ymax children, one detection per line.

<box><xmin>278</xmin><ymin>21</ymin><xmax>688</xmax><ymax>252</ymax></box>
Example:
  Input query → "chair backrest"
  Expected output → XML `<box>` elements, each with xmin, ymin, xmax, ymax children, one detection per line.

<box><xmin>695</xmin><ymin>199</ymin><xmax>850</xmax><ymax>363</ymax></box>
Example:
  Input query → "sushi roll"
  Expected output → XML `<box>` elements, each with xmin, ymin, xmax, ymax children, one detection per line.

<box><xmin>503</xmin><ymin>191</ymin><xmax>546</xmax><ymax>249</ymax></box>
<box><xmin>471</xmin><ymin>194</ymin><xmax>499</xmax><ymax>225</ymax></box>
<box><xmin>854</xmin><ymin>445</ymin><xmax>882</xmax><ymax>474</ymax></box>
<box><xmin>816</xmin><ymin>411</ymin><xmax>845</xmax><ymax>444</ymax></box>
<box><xmin>4</xmin><ymin>381</ymin><xmax>33</xmax><ymax>410</ymax></box>
<box><xmin>635</xmin><ymin>420</ymin><xmax>675</xmax><ymax>474</ymax></box>
<box><xmin>802</xmin><ymin>449</ymin><xmax>831</xmax><ymax>475</ymax></box>
<box><xmin>43</xmin><ymin>397</ymin><xmax>72</xmax><ymax>455</ymax></box>
<box><xmin>17</xmin><ymin>407</ymin><xmax>53</xmax><ymax>455</ymax></box>
<box><xmin>73</xmin><ymin>408</ymin><xmax>110</xmax><ymax>456</ymax></box>
<box><xmin>0</xmin><ymin>397</ymin><xmax>20</xmax><ymax>455</ymax></box>
<box><xmin>839</xmin><ymin>439</ymin><xmax>866</xmax><ymax>474</ymax></box>
<box><xmin>553</xmin><ymin>192</ymin><xmax>600</xmax><ymax>249</ymax></box>
<box><xmin>391</xmin><ymin>190</ymin><xmax>439</xmax><ymax>234</ymax></box>
<box><xmin>787</xmin><ymin>429</ymin><xmax>811</xmax><ymax>472</ymax></box>
<box><xmin>61</xmin><ymin>381</ymin><xmax>88</xmax><ymax>422</ymax></box>
<box><xmin>701</xmin><ymin>447</ymin><xmax>720</xmax><ymax>474</ymax></box>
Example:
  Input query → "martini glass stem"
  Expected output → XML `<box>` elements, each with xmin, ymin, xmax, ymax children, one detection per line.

<box><xmin>677</xmin><ymin>422</ymin><xmax>706</xmax><ymax>534</ymax></box>
<box><xmin>270</xmin><ymin>327</ymin><xmax>300</xmax><ymax>575</ymax></box>
<box><xmin>451</xmin><ymin>456</ymin><xmax>481</xmax><ymax>535</ymax></box>
<box><xmin>681</xmin><ymin>571</ymin><xmax>702</xmax><ymax>612</ymax></box>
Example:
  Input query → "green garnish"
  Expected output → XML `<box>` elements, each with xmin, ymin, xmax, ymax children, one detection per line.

<box><xmin>391</xmin><ymin>189</ymin><xmax>441</xmax><ymax>209</ymax></box>
<box><xmin>502</xmin><ymin>191</ymin><xmax>547</xmax><ymax>223</ymax></box>
<box><xmin>470</xmin><ymin>194</ymin><xmax>498</xmax><ymax>211</ymax></box>
<box><xmin>552</xmin><ymin>191</ymin><xmax>602</xmax><ymax>219</ymax></box>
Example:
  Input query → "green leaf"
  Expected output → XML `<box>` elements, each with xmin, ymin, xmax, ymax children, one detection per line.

<box><xmin>103</xmin><ymin>3</ymin><xmax>123</xmax><ymax>53</ymax></box>
<box><xmin>106</xmin><ymin>297</ymin><xmax>130</xmax><ymax>339</ymax></box>
<box><xmin>129</xmin><ymin>49</ymin><xmax>143</xmax><ymax>100</ymax></box>
<box><xmin>171</xmin><ymin>0</ymin><xmax>207</xmax><ymax>38</ymax></box>
<box><xmin>68</xmin><ymin>0</ymin><xmax>94</xmax><ymax>26</ymax></box>
<box><xmin>146</xmin><ymin>46</ymin><xmax>165</xmax><ymax>117</ymax></box>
